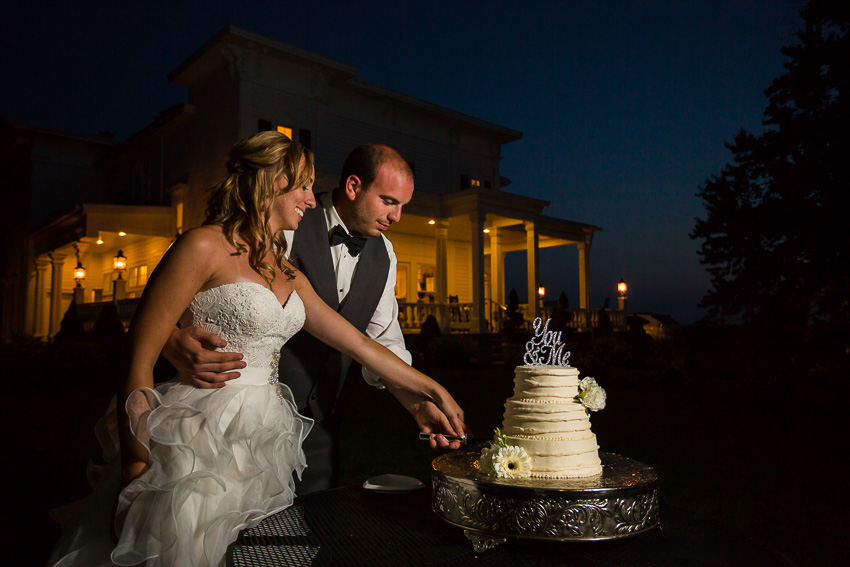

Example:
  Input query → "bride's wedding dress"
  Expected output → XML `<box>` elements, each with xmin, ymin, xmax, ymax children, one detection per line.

<box><xmin>49</xmin><ymin>282</ymin><xmax>313</xmax><ymax>567</ymax></box>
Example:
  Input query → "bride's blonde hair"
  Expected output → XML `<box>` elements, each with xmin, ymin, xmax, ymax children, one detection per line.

<box><xmin>204</xmin><ymin>131</ymin><xmax>315</xmax><ymax>286</ymax></box>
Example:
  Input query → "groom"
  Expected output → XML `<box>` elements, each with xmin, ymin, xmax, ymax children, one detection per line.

<box><xmin>163</xmin><ymin>143</ymin><xmax>461</xmax><ymax>494</ymax></box>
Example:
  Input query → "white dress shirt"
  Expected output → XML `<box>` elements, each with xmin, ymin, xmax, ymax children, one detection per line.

<box><xmin>284</xmin><ymin>192</ymin><xmax>411</xmax><ymax>387</ymax></box>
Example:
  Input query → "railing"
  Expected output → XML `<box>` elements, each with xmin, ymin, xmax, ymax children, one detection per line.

<box><xmin>75</xmin><ymin>297</ymin><xmax>141</xmax><ymax>330</ymax></box>
<box><xmin>397</xmin><ymin>302</ymin><xmax>474</xmax><ymax>333</ymax></box>
<box><xmin>398</xmin><ymin>301</ymin><xmax>626</xmax><ymax>333</ymax></box>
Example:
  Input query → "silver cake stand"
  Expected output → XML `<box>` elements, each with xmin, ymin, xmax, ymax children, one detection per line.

<box><xmin>431</xmin><ymin>450</ymin><xmax>660</xmax><ymax>552</ymax></box>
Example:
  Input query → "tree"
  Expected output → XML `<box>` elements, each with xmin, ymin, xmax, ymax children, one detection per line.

<box><xmin>691</xmin><ymin>0</ymin><xmax>849</xmax><ymax>340</ymax></box>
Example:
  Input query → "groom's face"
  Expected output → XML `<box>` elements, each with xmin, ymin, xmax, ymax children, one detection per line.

<box><xmin>342</xmin><ymin>163</ymin><xmax>414</xmax><ymax>237</ymax></box>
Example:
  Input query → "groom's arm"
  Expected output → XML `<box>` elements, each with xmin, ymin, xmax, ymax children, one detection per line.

<box><xmin>162</xmin><ymin>326</ymin><xmax>247</xmax><ymax>388</ymax></box>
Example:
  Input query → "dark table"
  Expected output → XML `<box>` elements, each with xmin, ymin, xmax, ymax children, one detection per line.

<box><xmin>228</xmin><ymin>484</ymin><xmax>795</xmax><ymax>567</ymax></box>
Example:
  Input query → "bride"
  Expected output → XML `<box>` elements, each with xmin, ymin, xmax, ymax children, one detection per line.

<box><xmin>49</xmin><ymin>132</ymin><xmax>468</xmax><ymax>567</ymax></box>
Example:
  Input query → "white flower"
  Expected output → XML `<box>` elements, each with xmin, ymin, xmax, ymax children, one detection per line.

<box><xmin>492</xmin><ymin>445</ymin><xmax>532</xmax><ymax>478</ymax></box>
<box><xmin>575</xmin><ymin>376</ymin><xmax>607</xmax><ymax>411</ymax></box>
<box><xmin>581</xmin><ymin>386</ymin><xmax>607</xmax><ymax>411</ymax></box>
<box><xmin>478</xmin><ymin>445</ymin><xmax>498</xmax><ymax>475</ymax></box>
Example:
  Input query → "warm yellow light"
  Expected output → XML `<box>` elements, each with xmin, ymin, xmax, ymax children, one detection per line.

<box><xmin>618</xmin><ymin>279</ymin><xmax>627</xmax><ymax>296</ymax></box>
<box><xmin>96</xmin><ymin>237</ymin><xmax>103</xmax><ymax>245</ymax></box>
<box><xmin>277</xmin><ymin>126</ymin><xmax>293</xmax><ymax>139</ymax></box>
<box><xmin>73</xmin><ymin>262</ymin><xmax>86</xmax><ymax>283</ymax></box>
<box><xmin>470</xmin><ymin>178</ymin><xmax>481</xmax><ymax>187</ymax></box>
<box><xmin>428</xmin><ymin>220</ymin><xmax>436</xmax><ymax>225</ymax></box>
<box><xmin>483</xmin><ymin>228</ymin><xmax>490</xmax><ymax>233</ymax></box>
<box><xmin>113</xmin><ymin>250</ymin><xmax>127</xmax><ymax>272</ymax></box>
<box><xmin>538</xmin><ymin>286</ymin><xmax>545</xmax><ymax>297</ymax></box>
<box><xmin>119</xmin><ymin>231</ymin><xmax>126</xmax><ymax>237</ymax></box>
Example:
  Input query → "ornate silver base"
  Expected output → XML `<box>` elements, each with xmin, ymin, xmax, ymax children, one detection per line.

<box><xmin>432</xmin><ymin>451</ymin><xmax>659</xmax><ymax>550</ymax></box>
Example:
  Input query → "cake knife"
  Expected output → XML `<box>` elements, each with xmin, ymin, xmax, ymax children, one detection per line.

<box><xmin>417</xmin><ymin>432</ymin><xmax>474</xmax><ymax>445</ymax></box>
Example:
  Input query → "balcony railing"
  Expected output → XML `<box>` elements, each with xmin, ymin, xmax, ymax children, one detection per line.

<box><xmin>397</xmin><ymin>301</ymin><xmax>625</xmax><ymax>333</ymax></box>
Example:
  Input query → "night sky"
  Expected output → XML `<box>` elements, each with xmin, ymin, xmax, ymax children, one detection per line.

<box><xmin>1</xmin><ymin>0</ymin><xmax>804</xmax><ymax>324</ymax></box>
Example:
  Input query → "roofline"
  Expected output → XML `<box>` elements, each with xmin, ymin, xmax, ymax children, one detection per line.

<box><xmin>169</xmin><ymin>24</ymin><xmax>357</xmax><ymax>84</ymax></box>
<box><xmin>168</xmin><ymin>25</ymin><xmax>521</xmax><ymax>144</ymax></box>
<box><xmin>6</xmin><ymin>121</ymin><xmax>118</xmax><ymax>146</ymax></box>
<box><xmin>347</xmin><ymin>78</ymin><xmax>522</xmax><ymax>144</ymax></box>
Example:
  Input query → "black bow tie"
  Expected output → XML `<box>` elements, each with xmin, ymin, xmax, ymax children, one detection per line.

<box><xmin>329</xmin><ymin>225</ymin><xmax>367</xmax><ymax>256</ymax></box>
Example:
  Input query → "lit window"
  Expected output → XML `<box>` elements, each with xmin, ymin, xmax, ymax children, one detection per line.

<box><xmin>277</xmin><ymin>126</ymin><xmax>293</xmax><ymax>139</ymax></box>
<box><xmin>470</xmin><ymin>178</ymin><xmax>481</xmax><ymax>187</ymax></box>
<box><xmin>129</xmin><ymin>265</ymin><xmax>148</xmax><ymax>288</ymax></box>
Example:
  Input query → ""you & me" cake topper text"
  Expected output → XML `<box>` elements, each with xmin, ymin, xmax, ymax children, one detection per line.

<box><xmin>523</xmin><ymin>317</ymin><xmax>571</xmax><ymax>366</ymax></box>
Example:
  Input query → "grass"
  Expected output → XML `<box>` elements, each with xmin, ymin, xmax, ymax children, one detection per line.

<box><xmin>7</xmin><ymin>330</ymin><xmax>848</xmax><ymax>566</ymax></box>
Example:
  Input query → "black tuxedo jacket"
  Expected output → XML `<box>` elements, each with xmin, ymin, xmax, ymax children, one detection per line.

<box><xmin>280</xmin><ymin>198</ymin><xmax>391</xmax><ymax>421</ymax></box>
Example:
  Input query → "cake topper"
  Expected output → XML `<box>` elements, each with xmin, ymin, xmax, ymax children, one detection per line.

<box><xmin>523</xmin><ymin>317</ymin><xmax>571</xmax><ymax>366</ymax></box>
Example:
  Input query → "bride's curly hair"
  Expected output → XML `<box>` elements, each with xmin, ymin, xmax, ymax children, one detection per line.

<box><xmin>204</xmin><ymin>131</ymin><xmax>314</xmax><ymax>286</ymax></box>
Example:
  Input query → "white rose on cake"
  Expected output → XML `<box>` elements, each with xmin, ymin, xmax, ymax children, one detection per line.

<box><xmin>575</xmin><ymin>376</ymin><xmax>607</xmax><ymax>412</ymax></box>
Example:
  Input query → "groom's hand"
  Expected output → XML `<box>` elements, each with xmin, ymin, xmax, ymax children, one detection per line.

<box><xmin>162</xmin><ymin>326</ymin><xmax>246</xmax><ymax>389</ymax></box>
<box><xmin>414</xmin><ymin>401</ymin><xmax>468</xmax><ymax>449</ymax></box>
<box><xmin>384</xmin><ymin>384</ymin><xmax>470</xmax><ymax>449</ymax></box>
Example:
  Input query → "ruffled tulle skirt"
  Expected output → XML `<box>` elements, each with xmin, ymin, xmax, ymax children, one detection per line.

<box><xmin>49</xmin><ymin>379</ymin><xmax>312</xmax><ymax>567</ymax></box>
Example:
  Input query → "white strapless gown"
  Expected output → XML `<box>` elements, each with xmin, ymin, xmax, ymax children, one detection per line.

<box><xmin>49</xmin><ymin>282</ymin><xmax>313</xmax><ymax>567</ymax></box>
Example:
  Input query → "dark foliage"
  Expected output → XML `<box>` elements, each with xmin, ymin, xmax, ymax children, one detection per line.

<box><xmin>691</xmin><ymin>0</ymin><xmax>849</xmax><ymax>346</ymax></box>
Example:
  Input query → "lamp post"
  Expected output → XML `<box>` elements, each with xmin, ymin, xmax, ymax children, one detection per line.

<box><xmin>73</xmin><ymin>261</ymin><xmax>86</xmax><ymax>287</ymax></box>
<box><xmin>113</xmin><ymin>250</ymin><xmax>127</xmax><ymax>300</ymax></box>
<box><xmin>617</xmin><ymin>279</ymin><xmax>628</xmax><ymax>313</ymax></box>
<box><xmin>73</xmin><ymin>261</ymin><xmax>86</xmax><ymax>303</ymax></box>
<box><xmin>538</xmin><ymin>284</ymin><xmax>545</xmax><ymax>311</ymax></box>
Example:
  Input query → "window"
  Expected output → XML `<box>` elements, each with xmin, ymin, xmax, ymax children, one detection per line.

<box><xmin>258</xmin><ymin>119</ymin><xmax>272</xmax><ymax>132</ymax></box>
<box><xmin>461</xmin><ymin>175</ymin><xmax>482</xmax><ymax>189</ymax></box>
<box><xmin>277</xmin><ymin>126</ymin><xmax>293</xmax><ymax>139</ymax></box>
<box><xmin>395</xmin><ymin>263</ymin><xmax>410</xmax><ymax>302</ymax></box>
<box><xmin>416</xmin><ymin>264</ymin><xmax>436</xmax><ymax>302</ymax></box>
<box><xmin>176</xmin><ymin>202</ymin><xmax>184</xmax><ymax>234</ymax></box>
<box><xmin>298</xmin><ymin>129</ymin><xmax>312</xmax><ymax>149</ymax></box>
<box><xmin>129</xmin><ymin>265</ymin><xmax>148</xmax><ymax>288</ymax></box>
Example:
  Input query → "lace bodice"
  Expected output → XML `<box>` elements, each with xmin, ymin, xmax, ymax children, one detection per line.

<box><xmin>188</xmin><ymin>281</ymin><xmax>305</xmax><ymax>371</ymax></box>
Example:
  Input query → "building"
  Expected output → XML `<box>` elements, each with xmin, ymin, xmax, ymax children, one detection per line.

<box><xmin>1</xmin><ymin>25</ymin><xmax>608</xmax><ymax>341</ymax></box>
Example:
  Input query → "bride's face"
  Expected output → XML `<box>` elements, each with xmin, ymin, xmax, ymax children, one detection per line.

<box><xmin>271</xmin><ymin>171</ymin><xmax>316</xmax><ymax>232</ymax></box>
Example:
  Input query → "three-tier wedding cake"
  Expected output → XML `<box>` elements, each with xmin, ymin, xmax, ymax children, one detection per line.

<box><xmin>480</xmin><ymin>318</ymin><xmax>606</xmax><ymax>479</ymax></box>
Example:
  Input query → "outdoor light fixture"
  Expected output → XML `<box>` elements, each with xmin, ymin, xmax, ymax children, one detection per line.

<box><xmin>538</xmin><ymin>285</ymin><xmax>545</xmax><ymax>297</ymax></box>
<box><xmin>618</xmin><ymin>279</ymin><xmax>628</xmax><ymax>296</ymax></box>
<box><xmin>96</xmin><ymin>232</ymin><xmax>103</xmax><ymax>245</ymax></box>
<box><xmin>428</xmin><ymin>220</ymin><xmax>436</xmax><ymax>225</ymax></box>
<box><xmin>113</xmin><ymin>250</ymin><xmax>127</xmax><ymax>278</ymax></box>
<box><xmin>119</xmin><ymin>231</ymin><xmax>126</xmax><ymax>236</ymax></box>
<box><xmin>483</xmin><ymin>228</ymin><xmax>490</xmax><ymax>233</ymax></box>
<box><xmin>73</xmin><ymin>261</ymin><xmax>86</xmax><ymax>286</ymax></box>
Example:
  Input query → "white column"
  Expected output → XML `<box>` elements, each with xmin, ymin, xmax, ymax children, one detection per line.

<box><xmin>32</xmin><ymin>257</ymin><xmax>50</xmax><ymax>337</ymax></box>
<box><xmin>48</xmin><ymin>252</ymin><xmax>67</xmax><ymax>337</ymax></box>
<box><xmin>489</xmin><ymin>228</ymin><xmax>504</xmax><ymax>306</ymax></box>
<box><xmin>435</xmin><ymin>219</ymin><xmax>449</xmax><ymax>330</ymax></box>
<box><xmin>578</xmin><ymin>242</ymin><xmax>590</xmax><ymax>312</ymax></box>
<box><xmin>470</xmin><ymin>212</ymin><xmax>487</xmax><ymax>333</ymax></box>
<box><xmin>524</xmin><ymin>220</ymin><xmax>540</xmax><ymax>319</ymax></box>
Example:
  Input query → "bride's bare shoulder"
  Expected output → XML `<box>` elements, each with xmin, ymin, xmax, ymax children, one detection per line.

<box><xmin>174</xmin><ymin>225</ymin><xmax>231</xmax><ymax>252</ymax></box>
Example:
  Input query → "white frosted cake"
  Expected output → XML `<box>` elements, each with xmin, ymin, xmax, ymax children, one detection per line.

<box><xmin>500</xmin><ymin>365</ymin><xmax>603</xmax><ymax>478</ymax></box>
<box><xmin>479</xmin><ymin>318</ymin><xmax>606</xmax><ymax>480</ymax></box>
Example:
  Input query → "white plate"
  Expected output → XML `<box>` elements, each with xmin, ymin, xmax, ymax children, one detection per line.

<box><xmin>362</xmin><ymin>474</ymin><xmax>425</xmax><ymax>493</ymax></box>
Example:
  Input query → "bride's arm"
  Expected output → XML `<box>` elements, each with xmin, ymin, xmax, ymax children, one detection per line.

<box><xmin>117</xmin><ymin>228</ymin><xmax>219</xmax><ymax>484</ymax></box>
<box><xmin>294</xmin><ymin>275</ymin><xmax>469</xmax><ymax>439</ymax></box>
